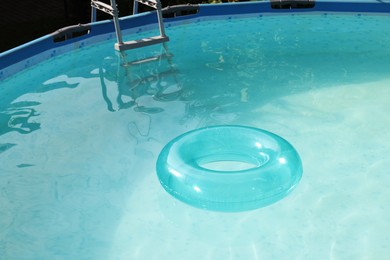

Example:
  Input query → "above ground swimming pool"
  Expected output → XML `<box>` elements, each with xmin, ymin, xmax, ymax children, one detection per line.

<box><xmin>1</xmin><ymin>1</ymin><xmax>390</xmax><ymax>259</ymax></box>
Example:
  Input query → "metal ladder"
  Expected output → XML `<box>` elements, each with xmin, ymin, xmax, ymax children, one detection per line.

<box><xmin>91</xmin><ymin>0</ymin><xmax>169</xmax><ymax>51</ymax></box>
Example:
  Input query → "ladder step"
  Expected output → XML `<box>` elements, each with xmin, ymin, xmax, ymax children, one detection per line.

<box><xmin>115</xmin><ymin>36</ymin><xmax>169</xmax><ymax>51</ymax></box>
<box><xmin>91</xmin><ymin>0</ymin><xmax>115</xmax><ymax>16</ymax></box>
<box><xmin>122</xmin><ymin>53</ymin><xmax>173</xmax><ymax>66</ymax></box>
<box><xmin>136</xmin><ymin>0</ymin><xmax>158</xmax><ymax>9</ymax></box>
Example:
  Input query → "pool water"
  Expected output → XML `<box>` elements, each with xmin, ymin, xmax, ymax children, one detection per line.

<box><xmin>1</xmin><ymin>13</ymin><xmax>390</xmax><ymax>259</ymax></box>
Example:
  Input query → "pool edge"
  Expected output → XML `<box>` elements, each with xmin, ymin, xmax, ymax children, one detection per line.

<box><xmin>1</xmin><ymin>0</ymin><xmax>390</xmax><ymax>81</ymax></box>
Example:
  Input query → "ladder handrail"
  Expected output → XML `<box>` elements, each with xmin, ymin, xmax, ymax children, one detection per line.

<box><xmin>137</xmin><ymin>0</ymin><xmax>158</xmax><ymax>9</ymax></box>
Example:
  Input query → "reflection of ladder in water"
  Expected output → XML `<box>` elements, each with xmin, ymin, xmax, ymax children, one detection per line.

<box><xmin>91</xmin><ymin>0</ymin><xmax>169</xmax><ymax>51</ymax></box>
<box><xmin>99</xmin><ymin>46</ymin><xmax>181</xmax><ymax>112</ymax></box>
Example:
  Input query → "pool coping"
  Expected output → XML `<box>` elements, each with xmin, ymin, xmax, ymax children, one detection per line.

<box><xmin>1</xmin><ymin>0</ymin><xmax>390</xmax><ymax>81</ymax></box>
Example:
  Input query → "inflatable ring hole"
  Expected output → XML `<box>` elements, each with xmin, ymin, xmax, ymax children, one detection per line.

<box><xmin>197</xmin><ymin>153</ymin><xmax>270</xmax><ymax>172</ymax></box>
<box><xmin>200</xmin><ymin>160</ymin><xmax>257</xmax><ymax>172</ymax></box>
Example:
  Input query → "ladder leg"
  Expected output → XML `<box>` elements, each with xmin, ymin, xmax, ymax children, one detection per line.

<box><xmin>110</xmin><ymin>0</ymin><xmax>124</xmax><ymax>46</ymax></box>
<box><xmin>91</xmin><ymin>7</ymin><xmax>97</xmax><ymax>22</ymax></box>
<box><xmin>133</xmin><ymin>0</ymin><xmax>139</xmax><ymax>15</ymax></box>
<box><xmin>155</xmin><ymin>0</ymin><xmax>167</xmax><ymax>37</ymax></box>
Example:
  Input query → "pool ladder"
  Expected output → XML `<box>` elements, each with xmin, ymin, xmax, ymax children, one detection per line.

<box><xmin>91</xmin><ymin>0</ymin><xmax>169</xmax><ymax>51</ymax></box>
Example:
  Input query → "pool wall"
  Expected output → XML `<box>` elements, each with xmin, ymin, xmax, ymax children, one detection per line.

<box><xmin>1</xmin><ymin>0</ymin><xmax>389</xmax><ymax>81</ymax></box>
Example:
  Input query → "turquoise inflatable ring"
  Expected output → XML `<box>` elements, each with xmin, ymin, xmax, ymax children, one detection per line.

<box><xmin>156</xmin><ymin>125</ymin><xmax>303</xmax><ymax>212</ymax></box>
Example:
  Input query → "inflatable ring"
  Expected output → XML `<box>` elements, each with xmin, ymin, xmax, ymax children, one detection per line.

<box><xmin>156</xmin><ymin>125</ymin><xmax>302</xmax><ymax>212</ymax></box>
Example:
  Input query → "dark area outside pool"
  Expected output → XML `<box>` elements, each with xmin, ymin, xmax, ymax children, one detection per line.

<box><xmin>0</xmin><ymin>0</ymin><xmax>242</xmax><ymax>53</ymax></box>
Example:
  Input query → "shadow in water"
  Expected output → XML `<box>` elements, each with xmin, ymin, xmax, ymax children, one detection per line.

<box><xmin>0</xmin><ymin>143</ymin><xmax>16</xmax><ymax>154</ymax></box>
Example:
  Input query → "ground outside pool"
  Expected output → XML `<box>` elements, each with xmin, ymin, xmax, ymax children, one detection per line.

<box><xmin>0</xmin><ymin>1</ymin><xmax>390</xmax><ymax>259</ymax></box>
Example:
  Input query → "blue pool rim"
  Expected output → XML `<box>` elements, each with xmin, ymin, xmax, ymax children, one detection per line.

<box><xmin>156</xmin><ymin>125</ymin><xmax>303</xmax><ymax>212</ymax></box>
<box><xmin>1</xmin><ymin>0</ymin><xmax>390</xmax><ymax>81</ymax></box>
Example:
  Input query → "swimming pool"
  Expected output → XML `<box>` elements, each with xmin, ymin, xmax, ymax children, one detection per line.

<box><xmin>1</xmin><ymin>1</ymin><xmax>390</xmax><ymax>259</ymax></box>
